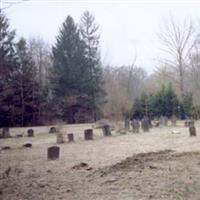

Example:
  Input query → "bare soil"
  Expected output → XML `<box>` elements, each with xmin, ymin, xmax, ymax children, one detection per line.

<box><xmin>1</xmin><ymin>121</ymin><xmax>200</xmax><ymax>200</ymax></box>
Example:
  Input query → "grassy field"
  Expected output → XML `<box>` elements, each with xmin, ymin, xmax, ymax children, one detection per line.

<box><xmin>1</xmin><ymin>121</ymin><xmax>200</xmax><ymax>200</ymax></box>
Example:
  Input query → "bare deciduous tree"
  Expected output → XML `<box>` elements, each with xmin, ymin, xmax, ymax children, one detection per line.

<box><xmin>28</xmin><ymin>36</ymin><xmax>52</xmax><ymax>87</ymax></box>
<box><xmin>103</xmin><ymin>60</ymin><xmax>146</xmax><ymax>120</ymax></box>
<box><xmin>159</xmin><ymin>16</ymin><xmax>195</xmax><ymax>96</ymax></box>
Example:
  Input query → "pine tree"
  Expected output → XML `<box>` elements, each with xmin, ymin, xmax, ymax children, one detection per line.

<box><xmin>182</xmin><ymin>92</ymin><xmax>193</xmax><ymax>118</ymax></box>
<box><xmin>80</xmin><ymin>11</ymin><xmax>105</xmax><ymax>121</ymax></box>
<box><xmin>0</xmin><ymin>12</ymin><xmax>17</xmax><ymax>127</ymax></box>
<box><xmin>14</xmin><ymin>38</ymin><xmax>42</xmax><ymax>126</ymax></box>
<box><xmin>51</xmin><ymin>15</ymin><xmax>88</xmax><ymax>123</ymax></box>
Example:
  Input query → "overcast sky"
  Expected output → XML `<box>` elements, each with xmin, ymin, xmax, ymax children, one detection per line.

<box><xmin>2</xmin><ymin>0</ymin><xmax>200</xmax><ymax>73</ymax></box>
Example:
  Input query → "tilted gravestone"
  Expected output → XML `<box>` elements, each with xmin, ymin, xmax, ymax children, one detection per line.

<box><xmin>102</xmin><ymin>125</ymin><xmax>112</xmax><ymax>136</ymax></box>
<box><xmin>57</xmin><ymin>133</ymin><xmax>65</xmax><ymax>144</ymax></box>
<box><xmin>27</xmin><ymin>129</ymin><xmax>34</xmax><ymax>137</ymax></box>
<box><xmin>131</xmin><ymin>119</ymin><xmax>140</xmax><ymax>133</ymax></box>
<box><xmin>141</xmin><ymin>117</ymin><xmax>149</xmax><ymax>132</ymax></box>
<box><xmin>67</xmin><ymin>133</ymin><xmax>74</xmax><ymax>142</ymax></box>
<box><xmin>84</xmin><ymin>129</ymin><xmax>93</xmax><ymax>140</ymax></box>
<box><xmin>47</xmin><ymin>146</ymin><xmax>60</xmax><ymax>160</ymax></box>
<box><xmin>49</xmin><ymin>127</ymin><xmax>59</xmax><ymax>134</ymax></box>
<box><xmin>189</xmin><ymin>125</ymin><xmax>196</xmax><ymax>136</ymax></box>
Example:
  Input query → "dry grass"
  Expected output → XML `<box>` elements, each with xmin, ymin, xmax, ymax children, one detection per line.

<box><xmin>1</xmin><ymin>120</ymin><xmax>200</xmax><ymax>199</ymax></box>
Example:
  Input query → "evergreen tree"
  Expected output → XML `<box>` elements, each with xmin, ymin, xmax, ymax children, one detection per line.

<box><xmin>51</xmin><ymin>16</ymin><xmax>89</xmax><ymax>123</ymax></box>
<box><xmin>80</xmin><ymin>11</ymin><xmax>105</xmax><ymax>121</ymax></box>
<box><xmin>182</xmin><ymin>92</ymin><xmax>193</xmax><ymax>118</ymax></box>
<box><xmin>133</xmin><ymin>83</ymin><xmax>180</xmax><ymax>119</ymax></box>
<box><xmin>0</xmin><ymin>12</ymin><xmax>17</xmax><ymax>126</ymax></box>
<box><xmin>14</xmin><ymin>38</ymin><xmax>44</xmax><ymax>126</ymax></box>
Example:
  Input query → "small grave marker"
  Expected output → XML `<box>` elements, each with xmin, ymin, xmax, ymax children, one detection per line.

<box><xmin>27</xmin><ymin>129</ymin><xmax>34</xmax><ymax>137</ymax></box>
<box><xmin>67</xmin><ymin>133</ymin><xmax>74</xmax><ymax>142</ymax></box>
<box><xmin>47</xmin><ymin>146</ymin><xmax>60</xmax><ymax>160</ymax></box>
<box><xmin>84</xmin><ymin>129</ymin><xmax>93</xmax><ymax>140</ymax></box>
<box><xmin>102</xmin><ymin>125</ymin><xmax>112</xmax><ymax>136</ymax></box>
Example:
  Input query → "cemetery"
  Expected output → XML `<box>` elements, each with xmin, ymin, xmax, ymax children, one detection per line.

<box><xmin>1</xmin><ymin>119</ymin><xmax>200</xmax><ymax>199</ymax></box>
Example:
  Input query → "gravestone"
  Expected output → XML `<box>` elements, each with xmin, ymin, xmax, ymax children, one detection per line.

<box><xmin>185</xmin><ymin>121</ymin><xmax>189</xmax><ymax>127</ymax></box>
<box><xmin>27</xmin><ymin>129</ymin><xmax>34</xmax><ymax>137</ymax></box>
<box><xmin>1</xmin><ymin>127</ymin><xmax>10</xmax><ymax>138</ymax></box>
<box><xmin>141</xmin><ymin>117</ymin><xmax>149</xmax><ymax>132</ymax></box>
<box><xmin>102</xmin><ymin>125</ymin><xmax>112</xmax><ymax>136</ymax></box>
<box><xmin>84</xmin><ymin>129</ymin><xmax>93</xmax><ymax>140</ymax></box>
<box><xmin>57</xmin><ymin>133</ymin><xmax>65</xmax><ymax>144</ymax></box>
<box><xmin>67</xmin><ymin>133</ymin><xmax>74</xmax><ymax>142</ymax></box>
<box><xmin>159</xmin><ymin>116</ymin><xmax>165</xmax><ymax>126</ymax></box>
<box><xmin>131</xmin><ymin>119</ymin><xmax>140</xmax><ymax>133</ymax></box>
<box><xmin>23</xmin><ymin>143</ymin><xmax>32</xmax><ymax>148</ymax></box>
<box><xmin>189</xmin><ymin>125</ymin><xmax>196</xmax><ymax>136</ymax></box>
<box><xmin>47</xmin><ymin>146</ymin><xmax>60</xmax><ymax>160</ymax></box>
<box><xmin>164</xmin><ymin>116</ymin><xmax>168</xmax><ymax>126</ymax></box>
<box><xmin>124</xmin><ymin>118</ymin><xmax>130</xmax><ymax>130</ymax></box>
<box><xmin>49</xmin><ymin>127</ymin><xmax>59</xmax><ymax>134</ymax></box>
<box><xmin>188</xmin><ymin>120</ymin><xmax>195</xmax><ymax>127</ymax></box>
<box><xmin>171</xmin><ymin>115</ymin><xmax>177</xmax><ymax>126</ymax></box>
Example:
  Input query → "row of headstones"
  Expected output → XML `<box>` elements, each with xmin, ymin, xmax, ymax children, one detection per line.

<box><xmin>0</xmin><ymin>128</ymin><xmax>35</xmax><ymax>139</ymax></box>
<box><xmin>126</xmin><ymin>117</ymin><xmax>197</xmax><ymax>137</ymax></box>
<box><xmin>125</xmin><ymin>117</ymin><xmax>151</xmax><ymax>133</ymax></box>
<box><xmin>56</xmin><ymin>126</ymin><xmax>112</xmax><ymax>144</ymax></box>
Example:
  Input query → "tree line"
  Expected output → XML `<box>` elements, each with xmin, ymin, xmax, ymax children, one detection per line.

<box><xmin>1</xmin><ymin>10</ymin><xmax>200</xmax><ymax>127</ymax></box>
<box><xmin>132</xmin><ymin>83</ymin><xmax>193</xmax><ymax>120</ymax></box>
<box><xmin>0</xmin><ymin>10</ymin><xmax>105</xmax><ymax>127</ymax></box>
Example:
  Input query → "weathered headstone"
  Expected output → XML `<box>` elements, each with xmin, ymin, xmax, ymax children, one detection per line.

<box><xmin>124</xmin><ymin>118</ymin><xmax>130</xmax><ymax>130</ymax></box>
<box><xmin>148</xmin><ymin>117</ymin><xmax>152</xmax><ymax>128</ymax></box>
<box><xmin>1</xmin><ymin>127</ymin><xmax>10</xmax><ymax>138</ymax></box>
<box><xmin>49</xmin><ymin>127</ymin><xmax>59</xmax><ymax>134</ymax></box>
<box><xmin>23</xmin><ymin>143</ymin><xmax>32</xmax><ymax>148</ymax></box>
<box><xmin>188</xmin><ymin>120</ymin><xmax>195</xmax><ymax>127</ymax></box>
<box><xmin>163</xmin><ymin>116</ymin><xmax>168</xmax><ymax>126</ymax></box>
<box><xmin>160</xmin><ymin>116</ymin><xmax>168</xmax><ymax>126</ymax></box>
<box><xmin>27</xmin><ymin>129</ymin><xmax>34</xmax><ymax>137</ymax></box>
<box><xmin>84</xmin><ymin>129</ymin><xmax>93</xmax><ymax>140</ymax></box>
<box><xmin>67</xmin><ymin>133</ymin><xmax>74</xmax><ymax>142</ymax></box>
<box><xmin>141</xmin><ymin>117</ymin><xmax>149</xmax><ymax>132</ymax></box>
<box><xmin>171</xmin><ymin>115</ymin><xmax>177</xmax><ymax>126</ymax></box>
<box><xmin>57</xmin><ymin>133</ymin><xmax>65</xmax><ymax>144</ymax></box>
<box><xmin>102</xmin><ymin>125</ymin><xmax>112</xmax><ymax>136</ymax></box>
<box><xmin>131</xmin><ymin>119</ymin><xmax>140</xmax><ymax>133</ymax></box>
<box><xmin>47</xmin><ymin>146</ymin><xmax>60</xmax><ymax>160</ymax></box>
<box><xmin>189</xmin><ymin>125</ymin><xmax>196</xmax><ymax>136</ymax></box>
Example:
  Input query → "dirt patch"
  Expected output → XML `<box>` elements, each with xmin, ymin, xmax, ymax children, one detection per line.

<box><xmin>105</xmin><ymin>149</ymin><xmax>174</xmax><ymax>172</ymax></box>
<box><xmin>1</xmin><ymin>122</ymin><xmax>200</xmax><ymax>199</ymax></box>
<box><xmin>1</xmin><ymin>150</ymin><xmax>200</xmax><ymax>200</ymax></box>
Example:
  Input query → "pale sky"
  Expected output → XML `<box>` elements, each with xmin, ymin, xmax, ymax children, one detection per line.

<box><xmin>2</xmin><ymin>0</ymin><xmax>200</xmax><ymax>73</ymax></box>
